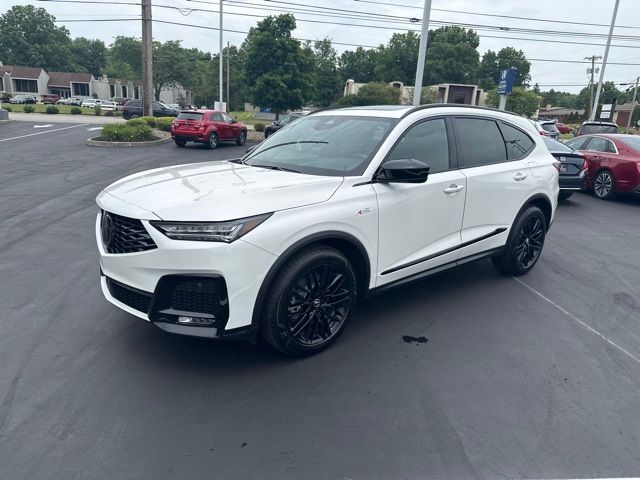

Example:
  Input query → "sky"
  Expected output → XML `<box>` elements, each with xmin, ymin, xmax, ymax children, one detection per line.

<box><xmin>10</xmin><ymin>0</ymin><xmax>640</xmax><ymax>93</ymax></box>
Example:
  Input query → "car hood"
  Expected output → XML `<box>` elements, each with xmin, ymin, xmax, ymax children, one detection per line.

<box><xmin>98</xmin><ymin>161</ymin><xmax>343</xmax><ymax>221</ymax></box>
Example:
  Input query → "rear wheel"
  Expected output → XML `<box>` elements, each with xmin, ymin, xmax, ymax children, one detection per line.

<box><xmin>207</xmin><ymin>132</ymin><xmax>218</xmax><ymax>150</ymax></box>
<box><xmin>492</xmin><ymin>206</ymin><xmax>547</xmax><ymax>276</ymax></box>
<box><xmin>236</xmin><ymin>130</ymin><xmax>247</xmax><ymax>146</ymax></box>
<box><xmin>260</xmin><ymin>246</ymin><xmax>357</xmax><ymax>356</ymax></box>
<box><xmin>130</xmin><ymin>113</ymin><xmax>139</xmax><ymax>119</ymax></box>
<box><xmin>174</xmin><ymin>139</ymin><xmax>187</xmax><ymax>147</ymax></box>
<box><xmin>593</xmin><ymin>170</ymin><xmax>615</xmax><ymax>200</ymax></box>
<box><xmin>558</xmin><ymin>191</ymin><xmax>573</xmax><ymax>201</ymax></box>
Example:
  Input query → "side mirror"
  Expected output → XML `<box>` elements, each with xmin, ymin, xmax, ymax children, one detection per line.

<box><xmin>375</xmin><ymin>158</ymin><xmax>430</xmax><ymax>184</ymax></box>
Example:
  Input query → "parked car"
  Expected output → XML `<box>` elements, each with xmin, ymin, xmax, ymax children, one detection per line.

<box><xmin>167</xmin><ymin>103</ymin><xmax>181</xmax><ymax>110</ymax></box>
<box><xmin>41</xmin><ymin>94</ymin><xmax>60</xmax><ymax>104</ymax></box>
<box><xmin>531</xmin><ymin>120</ymin><xmax>560</xmax><ymax>140</ymax></box>
<box><xmin>96</xmin><ymin>104</ymin><xmax>558</xmax><ymax>356</ymax></box>
<box><xmin>171</xmin><ymin>110</ymin><xmax>247</xmax><ymax>148</ymax></box>
<box><xmin>565</xmin><ymin>134</ymin><xmax>640</xmax><ymax>199</ymax></box>
<box><xmin>100</xmin><ymin>100</ymin><xmax>119</xmax><ymax>112</ymax></box>
<box><xmin>56</xmin><ymin>97</ymin><xmax>71</xmax><ymax>105</ymax></box>
<box><xmin>542</xmin><ymin>137</ymin><xmax>587</xmax><ymax>201</ymax></box>
<box><xmin>9</xmin><ymin>94</ymin><xmax>37</xmax><ymax>104</ymax></box>
<box><xmin>122</xmin><ymin>99</ymin><xmax>179</xmax><ymax>119</ymax></box>
<box><xmin>264</xmin><ymin>112</ymin><xmax>305</xmax><ymax>138</ymax></box>
<box><xmin>62</xmin><ymin>97</ymin><xmax>86</xmax><ymax>106</ymax></box>
<box><xmin>81</xmin><ymin>98</ymin><xmax>102</xmax><ymax>108</ymax></box>
<box><xmin>555</xmin><ymin>122</ymin><xmax>574</xmax><ymax>135</ymax></box>
<box><xmin>113</xmin><ymin>97</ymin><xmax>130</xmax><ymax>106</ymax></box>
<box><xmin>575</xmin><ymin>121</ymin><xmax>619</xmax><ymax>136</ymax></box>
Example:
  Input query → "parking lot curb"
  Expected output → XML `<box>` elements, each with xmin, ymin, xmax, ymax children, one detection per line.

<box><xmin>86</xmin><ymin>135</ymin><xmax>172</xmax><ymax>147</ymax></box>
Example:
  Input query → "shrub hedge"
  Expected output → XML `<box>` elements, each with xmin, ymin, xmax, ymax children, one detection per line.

<box><xmin>93</xmin><ymin>105</ymin><xmax>101</xmax><ymax>116</ymax></box>
<box><xmin>99</xmin><ymin>124</ymin><xmax>156</xmax><ymax>142</ymax></box>
<box><xmin>70</xmin><ymin>107</ymin><xmax>82</xmax><ymax>115</ymax></box>
<box><xmin>253</xmin><ymin>122</ymin><xmax>266</xmax><ymax>132</ymax></box>
<box><xmin>23</xmin><ymin>105</ymin><xmax>35</xmax><ymax>113</ymax></box>
<box><xmin>126</xmin><ymin>117</ymin><xmax>147</xmax><ymax>127</ymax></box>
<box><xmin>4</xmin><ymin>106</ymin><xmax>12</xmax><ymax>112</ymax></box>
<box><xmin>45</xmin><ymin>105</ymin><xmax>59</xmax><ymax>114</ymax></box>
<box><xmin>154</xmin><ymin>117</ymin><xmax>174</xmax><ymax>132</ymax></box>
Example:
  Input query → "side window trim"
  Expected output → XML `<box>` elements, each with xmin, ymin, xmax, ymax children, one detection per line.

<box><xmin>497</xmin><ymin>121</ymin><xmax>535</xmax><ymax>161</ymax></box>
<box><xmin>379</xmin><ymin>115</ymin><xmax>455</xmax><ymax>173</ymax></box>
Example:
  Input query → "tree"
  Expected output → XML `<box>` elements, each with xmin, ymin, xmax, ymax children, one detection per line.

<box><xmin>338</xmin><ymin>47</ymin><xmax>377</xmax><ymax>83</ymax></box>
<box><xmin>106</xmin><ymin>36</ymin><xmax>142</xmax><ymax>82</ymax></box>
<box><xmin>71</xmin><ymin>37</ymin><xmax>107</xmax><ymax>77</ymax></box>
<box><xmin>309</xmin><ymin>39</ymin><xmax>342</xmax><ymax>107</ymax></box>
<box><xmin>0</xmin><ymin>5</ymin><xmax>75</xmax><ymax>70</ymax></box>
<box><xmin>152</xmin><ymin>40</ymin><xmax>192</xmax><ymax>100</ymax></box>
<box><xmin>478</xmin><ymin>47</ymin><xmax>531</xmax><ymax>90</ymax></box>
<box><xmin>334</xmin><ymin>82</ymin><xmax>400</xmax><ymax>106</ymax></box>
<box><xmin>487</xmin><ymin>87</ymin><xmax>540</xmax><ymax>117</ymax></box>
<box><xmin>575</xmin><ymin>81</ymin><xmax>628</xmax><ymax>109</ymax></box>
<box><xmin>242</xmin><ymin>14</ymin><xmax>313</xmax><ymax>118</ymax></box>
<box><xmin>423</xmin><ymin>26</ymin><xmax>480</xmax><ymax>85</ymax></box>
<box><xmin>373</xmin><ymin>31</ymin><xmax>420</xmax><ymax>84</ymax></box>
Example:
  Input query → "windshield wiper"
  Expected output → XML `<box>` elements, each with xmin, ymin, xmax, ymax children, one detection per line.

<box><xmin>249</xmin><ymin>164</ymin><xmax>301</xmax><ymax>173</ymax></box>
<box><xmin>249</xmin><ymin>140</ymin><xmax>328</xmax><ymax>156</ymax></box>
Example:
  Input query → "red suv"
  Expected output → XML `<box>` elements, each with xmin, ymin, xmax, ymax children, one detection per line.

<box><xmin>171</xmin><ymin>110</ymin><xmax>247</xmax><ymax>149</ymax></box>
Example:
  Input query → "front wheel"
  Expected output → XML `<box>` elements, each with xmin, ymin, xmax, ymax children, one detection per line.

<box><xmin>260</xmin><ymin>246</ymin><xmax>357</xmax><ymax>356</ymax></box>
<box><xmin>492</xmin><ymin>206</ymin><xmax>547</xmax><ymax>276</ymax></box>
<box><xmin>236</xmin><ymin>130</ymin><xmax>247</xmax><ymax>146</ymax></box>
<box><xmin>593</xmin><ymin>170</ymin><xmax>615</xmax><ymax>200</ymax></box>
<box><xmin>207</xmin><ymin>132</ymin><xmax>218</xmax><ymax>150</ymax></box>
<box><xmin>174</xmin><ymin>138</ymin><xmax>187</xmax><ymax>147</ymax></box>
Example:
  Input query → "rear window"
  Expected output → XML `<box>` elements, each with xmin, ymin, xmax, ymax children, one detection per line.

<box><xmin>621</xmin><ymin>136</ymin><xmax>640</xmax><ymax>152</ymax></box>
<box><xmin>125</xmin><ymin>100</ymin><xmax>141</xmax><ymax>107</ymax></box>
<box><xmin>177</xmin><ymin>112</ymin><xmax>203</xmax><ymax>121</ymax></box>
<box><xmin>501</xmin><ymin>122</ymin><xmax>535</xmax><ymax>160</ymax></box>
<box><xmin>541</xmin><ymin>123</ymin><xmax>559</xmax><ymax>133</ymax></box>
<box><xmin>580</xmin><ymin>124</ymin><xmax>618</xmax><ymax>134</ymax></box>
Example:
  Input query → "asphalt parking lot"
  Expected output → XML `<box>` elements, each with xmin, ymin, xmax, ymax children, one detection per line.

<box><xmin>1</xmin><ymin>120</ymin><xmax>640</xmax><ymax>479</ymax></box>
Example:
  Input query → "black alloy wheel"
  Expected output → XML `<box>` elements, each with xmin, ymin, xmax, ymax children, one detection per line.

<box><xmin>492</xmin><ymin>205</ymin><xmax>547</xmax><ymax>276</ymax></box>
<box><xmin>174</xmin><ymin>139</ymin><xmax>187</xmax><ymax>147</ymax></box>
<box><xmin>207</xmin><ymin>132</ymin><xmax>218</xmax><ymax>150</ymax></box>
<box><xmin>593</xmin><ymin>170</ymin><xmax>615</xmax><ymax>200</ymax></box>
<box><xmin>236</xmin><ymin>130</ymin><xmax>247</xmax><ymax>146</ymax></box>
<box><xmin>261</xmin><ymin>246</ymin><xmax>357</xmax><ymax>356</ymax></box>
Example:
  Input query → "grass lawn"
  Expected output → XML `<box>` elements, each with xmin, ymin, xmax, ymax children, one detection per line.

<box><xmin>230</xmin><ymin>111</ymin><xmax>258</xmax><ymax>125</ymax></box>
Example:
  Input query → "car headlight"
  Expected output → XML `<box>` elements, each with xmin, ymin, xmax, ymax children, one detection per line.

<box><xmin>150</xmin><ymin>213</ymin><xmax>272</xmax><ymax>243</ymax></box>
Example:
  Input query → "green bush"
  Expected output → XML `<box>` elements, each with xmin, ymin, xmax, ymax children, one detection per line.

<box><xmin>99</xmin><ymin>124</ymin><xmax>156</xmax><ymax>142</ymax></box>
<box><xmin>45</xmin><ymin>105</ymin><xmax>59</xmax><ymax>114</ymax></box>
<box><xmin>23</xmin><ymin>105</ymin><xmax>35</xmax><ymax>113</ymax></box>
<box><xmin>154</xmin><ymin>117</ymin><xmax>174</xmax><ymax>132</ymax></box>
<box><xmin>93</xmin><ymin>105</ymin><xmax>101</xmax><ymax>116</ymax></box>
<box><xmin>254</xmin><ymin>122</ymin><xmax>266</xmax><ymax>132</ymax></box>
<box><xmin>126</xmin><ymin>117</ymin><xmax>147</xmax><ymax>126</ymax></box>
<box><xmin>138</xmin><ymin>116</ymin><xmax>157</xmax><ymax>127</ymax></box>
<box><xmin>70</xmin><ymin>107</ymin><xmax>82</xmax><ymax>115</ymax></box>
<box><xmin>3</xmin><ymin>106</ymin><xmax>12</xmax><ymax>112</ymax></box>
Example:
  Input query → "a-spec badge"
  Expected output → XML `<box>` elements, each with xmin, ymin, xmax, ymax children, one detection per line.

<box><xmin>356</xmin><ymin>207</ymin><xmax>371</xmax><ymax>216</ymax></box>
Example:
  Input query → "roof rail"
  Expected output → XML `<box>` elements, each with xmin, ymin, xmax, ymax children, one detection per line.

<box><xmin>400</xmin><ymin>103</ymin><xmax>524</xmax><ymax>119</ymax></box>
<box><xmin>306</xmin><ymin>106</ymin><xmax>347</xmax><ymax>116</ymax></box>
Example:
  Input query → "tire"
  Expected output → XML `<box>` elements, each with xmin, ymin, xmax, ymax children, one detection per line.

<box><xmin>207</xmin><ymin>132</ymin><xmax>218</xmax><ymax>150</ymax></box>
<box><xmin>236</xmin><ymin>130</ymin><xmax>247</xmax><ymax>146</ymax></box>
<box><xmin>130</xmin><ymin>113</ymin><xmax>139</xmax><ymax>119</ymax></box>
<box><xmin>558</xmin><ymin>191</ymin><xmax>573</xmax><ymax>201</ymax></box>
<box><xmin>174</xmin><ymin>139</ymin><xmax>187</xmax><ymax>147</ymax></box>
<box><xmin>260</xmin><ymin>246</ymin><xmax>357</xmax><ymax>356</ymax></box>
<box><xmin>492</xmin><ymin>206</ymin><xmax>547</xmax><ymax>276</ymax></box>
<box><xmin>593</xmin><ymin>170</ymin><xmax>615</xmax><ymax>200</ymax></box>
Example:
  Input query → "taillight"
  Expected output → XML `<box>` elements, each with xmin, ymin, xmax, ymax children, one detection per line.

<box><xmin>539</xmin><ymin>130</ymin><xmax>548</xmax><ymax>136</ymax></box>
<box><xmin>580</xmin><ymin>155</ymin><xmax>589</xmax><ymax>171</ymax></box>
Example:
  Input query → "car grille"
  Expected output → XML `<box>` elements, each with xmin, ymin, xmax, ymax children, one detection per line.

<box><xmin>101</xmin><ymin>211</ymin><xmax>157</xmax><ymax>254</ymax></box>
<box><xmin>106</xmin><ymin>277</ymin><xmax>152</xmax><ymax>314</ymax></box>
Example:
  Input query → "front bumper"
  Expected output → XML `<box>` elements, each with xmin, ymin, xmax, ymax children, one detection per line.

<box><xmin>96</xmin><ymin>211</ymin><xmax>277</xmax><ymax>337</ymax></box>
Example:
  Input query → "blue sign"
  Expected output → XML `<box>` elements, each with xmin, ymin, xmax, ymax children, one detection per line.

<box><xmin>497</xmin><ymin>67</ymin><xmax>517</xmax><ymax>95</ymax></box>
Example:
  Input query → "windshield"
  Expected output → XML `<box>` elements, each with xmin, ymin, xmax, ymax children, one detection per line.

<box><xmin>177</xmin><ymin>112</ymin><xmax>203</xmax><ymax>121</ymax></box>
<box><xmin>581</xmin><ymin>124</ymin><xmax>618</xmax><ymax>134</ymax></box>
<box><xmin>543</xmin><ymin>136</ymin><xmax>574</xmax><ymax>153</ymax></box>
<box><xmin>243</xmin><ymin>115</ymin><xmax>397</xmax><ymax>176</ymax></box>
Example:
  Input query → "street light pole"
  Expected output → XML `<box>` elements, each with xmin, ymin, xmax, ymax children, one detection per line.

<box><xmin>590</xmin><ymin>0</ymin><xmax>620</xmax><ymax>121</ymax></box>
<box><xmin>627</xmin><ymin>76</ymin><xmax>639</xmax><ymax>132</ymax></box>
<box><xmin>412</xmin><ymin>0</ymin><xmax>432</xmax><ymax>106</ymax></box>
<box><xmin>219</xmin><ymin>0</ymin><xmax>224</xmax><ymax>110</ymax></box>
<box><xmin>141</xmin><ymin>0</ymin><xmax>154</xmax><ymax>116</ymax></box>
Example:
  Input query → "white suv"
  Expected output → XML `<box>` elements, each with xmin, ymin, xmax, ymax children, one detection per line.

<box><xmin>96</xmin><ymin>105</ymin><xmax>559</xmax><ymax>356</ymax></box>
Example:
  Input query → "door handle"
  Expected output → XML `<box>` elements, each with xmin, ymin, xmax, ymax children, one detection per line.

<box><xmin>513</xmin><ymin>172</ymin><xmax>528</xmax><ymax>181</ymax></box>
<box><xmin>443</xmin><ymin>184</ymin><xmax>464</xmax><ymax>194</ymax></box>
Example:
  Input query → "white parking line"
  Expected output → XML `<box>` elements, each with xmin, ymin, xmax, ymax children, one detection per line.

<box><xmin>0</xmin><ymin>124</ymin><xmax>86</xmax><ymax>142</ymax></box>
<box><xmin>87</xmin><ymin>127</ymin><xmax>103</xmax><ymax>131</ymax></box>
<box><xmin>514</xmin><ymin>277</ymin><xmax>640</xmax><ymax>365</ymax></box>
<box><xmin>33</xmin><ymin>124</ymin><xmax>54</xmax><ymax>128</ymax></box>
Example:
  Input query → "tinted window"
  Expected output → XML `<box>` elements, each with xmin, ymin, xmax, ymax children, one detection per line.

<box><xmin>541</xmin><ymin>123</ymin><xmax>559</xmax><ymax>133</ymax></box>
<box><xmin>177</xmin><ymin>112</ymin><xmax>203</xmax><ymax>121</ymax></box>
<box><xmin>387</xmin><ymin>119</ymin><xmax>449</xmax><ymax>173</ymax></box>
<box><xmin>212</xmin><ymin>113</ymin><xmax>225</xmax><ymax>121</ymax></box>
<box><xmin>586</xmin><ymin>137</ymin><xmax>615</xmax><ymax>153</ymax></box>
<box><xmin>221</xmin><ymin>113</ymin><xmax>233</xmax><ymax>123</ymax></box>
<box><xmin>621</xmin><ymin>136</ymin><xmax>640</xmax><ymax>152</ymax></box>
<box><xmin>543</xmin><ymin>136</ymin><xmax>574</xmax><ymax>153</ymax></box>
<box><xmin>580</xmin><ymin>124</ymin><xmax>618</xmax><ymax>134</ymax></box>
<box><xmin>501</xmin><ymin>123</ymin><xmax>535</xmax><ymax>159</ymax></box>
<box><xmin>244</xmin><ymin>115</ymin><xmax>396</xmax><ymax>176</ymax></box>
<box><xmin>565</xmin><ymin>137</ymin><xmax>590</xmax><ymax>150</ymax></box>
<box><xmin>126</xmin><ymin>100</ymin><xmax>141</xmax><ymax>107</ymax></box>
<box><xmin>455</xmin><ymin>118</ymin><xmax>507</xmax><ymax>167</ymax></box>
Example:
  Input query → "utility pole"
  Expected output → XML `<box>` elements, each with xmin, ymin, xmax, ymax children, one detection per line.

<box><xmin>141</xmin><ymin>0</ymin><xmax>154</xmax><ymax>117</ymax></box>
<box><xmin>217</xmin><ymin>0</ymin><xmax>224</xmax><ymax>110</ymax></box>
<box><xmin>226</xmin><ymin>41</ymin><xmax>230</xmax><ymax>112</ymax></box>
<box><xmin>412</xmin><ymin>0</ymin><xmax>432</xmax><ymax>106</ymax></box>
<box><xmin>591</xmin><ymin>0</ymin><xmax>620</xmax><ymax>121</ymax></box>
<box><xmin>585</xmin><ymin>55</ymin><xmax>601</xmax><ymax>120</ymax></box>
<box><xmin>627</xmin><ymin>76</ymin><xmax>639</xmax><ymax>131</ymax></box>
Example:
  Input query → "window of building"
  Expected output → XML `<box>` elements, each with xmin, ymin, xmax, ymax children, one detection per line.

<box><xmin>72</xmin><ymin>83</ymin><xmax>89</xmax><ymax>96</ymax></box>
<box><xmin>13</xmin><ymin>79</ymin><xmax>38</xmax><ymax>93</ymax></box>
<box><xmin>121</xmin><ymin>85</ymin><xmax>128</xmax><ymax>98</ymax></box>
<box><xmin>500</xmin><ymin>122</ymin><xmax>535</xmax><ymax>160</ymax></box>
<box><xmin>134</xmin><ymin>87</ymin><xmax>140</xmax><ymax>99</ymax></box>
<box><xmin>387</xmin><ymin>119</ymin><xmax>450</xmax><ymax>174</ymax></box>
<box><xmin>109</xmin><ymin>84</ymin><xmax>115</xmax><ymax>97</ymax></box>
<box><xmin>455</xmin><ymin>118</ymin><xmax>507</xmax><ymax>167</ymax></box>
<box><xmin>0</xmin><ymin>77</ymin><xmax>3</xmax><ymax>90</ymax></box>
